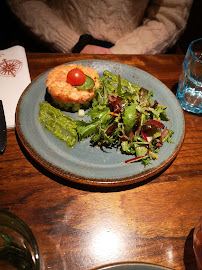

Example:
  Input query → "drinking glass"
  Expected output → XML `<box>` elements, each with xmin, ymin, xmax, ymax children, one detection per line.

<box><xmin>193</xmin><ymin>216</ymin><xmax>202</xmax><ymax>270</ymax></box>
<box><xmin>0</xmin><ymin>210</ymin><xmax>40</xmax><ymax>270</ymax></box>
<box><xmin>176</xmin><ymin>38</ymin><xmax>202</xmax><ymax>114</ymax></box>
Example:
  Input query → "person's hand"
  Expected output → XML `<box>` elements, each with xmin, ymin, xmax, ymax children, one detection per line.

<box><xmin>80</xmin><ymin>45</ymin><xmax>112</xmax><ymax>54</ymax></box>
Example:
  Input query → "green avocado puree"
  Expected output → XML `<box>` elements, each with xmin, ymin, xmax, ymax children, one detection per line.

<box><xmin>39</xmin><ymin>102</ymin><xmax>77</xmax><ymax>147</ymax></box>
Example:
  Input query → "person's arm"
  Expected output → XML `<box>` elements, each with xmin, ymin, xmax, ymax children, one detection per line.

<box><xmin>7</xmin><ymin>0</ymin><xmax>79</xmax><ymax>53</ymax></box>
<box><xmin>110</xmin><ymin>0</ymin><xmax>193</xmax><ymax>54</ymax></box>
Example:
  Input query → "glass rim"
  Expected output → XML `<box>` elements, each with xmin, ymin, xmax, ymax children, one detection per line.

<box><xmin>188</xmin><ymin>38</ymin><xmax>202</xmax><ymax>63</ymax></box>
<box><xmin>0</xmin><ymin>209</ymin><xmax>40</xmax><ymax>269</ymax></box>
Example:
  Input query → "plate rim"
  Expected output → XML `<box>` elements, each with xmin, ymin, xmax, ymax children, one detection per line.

<box><xmin>91</xmin><ymin>261</ymin><xmax>173</xmax><ymax>270</ymax></box>
<box><xmin>15</xmin><ymin>59</ymin><xmax>185</xmax><ymax>187</ymax></box>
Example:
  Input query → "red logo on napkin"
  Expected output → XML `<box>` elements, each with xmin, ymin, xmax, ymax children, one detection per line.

<box><xmin>0</xmin><ymin>59</ymin><xmax>23</xmax><ymax>77</ymax></box>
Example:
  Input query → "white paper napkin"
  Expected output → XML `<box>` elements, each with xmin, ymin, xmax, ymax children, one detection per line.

<box><xmin>0</xmin><ymin>45</ymin><xmax>31</xmax><ymax>128</ymax></box>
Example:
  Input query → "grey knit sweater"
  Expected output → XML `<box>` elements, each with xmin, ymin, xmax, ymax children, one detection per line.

<box><xmin>7</xmin><ymin>0</ymin><xmax>193</xmax><ymax>54</ymax></box>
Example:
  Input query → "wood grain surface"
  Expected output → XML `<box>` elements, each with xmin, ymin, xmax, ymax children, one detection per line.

<box><xmin>0</xmin><ymin>54</ymin><xmax>202</xmax><ymax>270</ymax></box>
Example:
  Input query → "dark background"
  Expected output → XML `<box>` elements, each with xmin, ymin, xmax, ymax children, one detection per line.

<box><xmin>0</xmin><ymin>0</ymin><xmax>201</xmax><ymax>54</ymax></box>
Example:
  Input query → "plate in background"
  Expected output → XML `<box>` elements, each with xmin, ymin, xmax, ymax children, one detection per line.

<box><xmin>93</xmin><ymin>262</ymin><xmax>172</xmax><ymax>270</ymax></box>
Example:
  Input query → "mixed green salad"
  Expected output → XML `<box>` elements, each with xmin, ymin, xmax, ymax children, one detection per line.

<box><xmin>39</xmin><ymin>70</ymin><xmax>174</xmax><ymax>165</ymax></box>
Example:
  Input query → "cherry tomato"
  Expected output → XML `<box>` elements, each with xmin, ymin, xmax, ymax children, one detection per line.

<box><xmin>66</xmin><ymin>68</ymin><xmax>86</xmax><ymax>86</ymax></box>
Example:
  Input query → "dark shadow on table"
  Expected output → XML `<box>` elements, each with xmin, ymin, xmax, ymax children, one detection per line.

<box><xmin>184</xmin><ymin>228</ymin><xmax>198</xmax><ymax>270</ymax></box>
<box><xmin>171</xmin><ymin>83</ymin><xmax>178</xmax><ymax>95</ymax></box>
<box><xmin>15</xmin><ymin>130</ymin><xmax>175</xmax><ymax>193</ymax></box>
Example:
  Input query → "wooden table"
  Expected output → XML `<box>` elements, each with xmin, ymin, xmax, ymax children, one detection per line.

<box><xmin>1</xmin><ymin>54</ymin><xmax>202</xmax><ymax>270</ymax></box>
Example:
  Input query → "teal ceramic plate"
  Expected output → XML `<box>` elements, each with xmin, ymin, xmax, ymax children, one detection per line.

<box><xmin>16</xmin><ymin>60</ymin><xmax>185</xmax><ymax>187</ymax></box>
<box><xmin>93</xmin><ymin>262</ymin><xmax>172</xmax><ymax>270</ymax></box>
